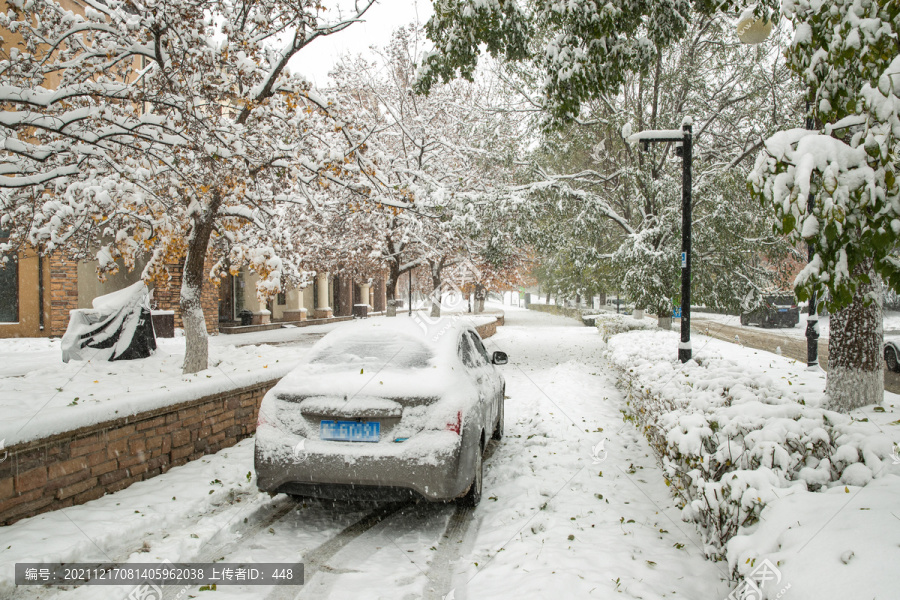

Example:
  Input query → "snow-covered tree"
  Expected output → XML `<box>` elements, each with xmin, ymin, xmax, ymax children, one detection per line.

<box><xmin>749</xmin><ymin>0</ymin><xmax>900</xmax><ymax>410</ymax></box>
<box><xmin>329</xmin><ymin>26</ymin><xmax>524</xmax><ymax>317</ymax></box>
<box><xmin>0</xmin><ymin>0</ymin><xmax>387</xmax><ymax>373</ymax></box>
<box><xmin>502</xmin><ymin>16</ymin><xmax>799</xmax><ymax>325</ymax></box>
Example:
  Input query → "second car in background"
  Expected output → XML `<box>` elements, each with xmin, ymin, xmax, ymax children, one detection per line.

<box><xmin>741</xmin><ymin>294</ymin><xmax>800</xmax><ymax>328</ymax></box>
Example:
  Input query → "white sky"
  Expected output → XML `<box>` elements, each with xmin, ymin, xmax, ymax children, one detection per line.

<box><xmin>291</xmin><ymin>0</ymin><xmax>434</xmax><ymax>88</ymax></box>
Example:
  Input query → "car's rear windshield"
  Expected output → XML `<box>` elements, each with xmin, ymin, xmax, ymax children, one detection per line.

<box><xmin>308</xmin><ymin>338</ymin><xmax>433</xmax><ymax>369</ymax></box>
<box><xmin>766</xmin><ymin>295</ymin><xmax>795</xmax><ymax>305</ymax></box>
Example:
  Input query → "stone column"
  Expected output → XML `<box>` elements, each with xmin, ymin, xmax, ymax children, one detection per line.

<box><xmin>374</xmin><ymin>278</ymin><xmax>386</xmax><ymax>312</ymax></box>
<box><xmin>359</xmin><ymin>282</ymin><xmax>372</xmax><ymax>308</ymax></box>
<box><xmin>314</xmin><ymin>273</ymin><xmax>332</xmax><ymax>319</ymax></box>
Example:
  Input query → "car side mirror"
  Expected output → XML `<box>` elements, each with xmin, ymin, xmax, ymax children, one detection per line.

<box><xmin>492</xmin><ymin>351</ymin><xmax>508</xmax><ymax>365</ymax></box>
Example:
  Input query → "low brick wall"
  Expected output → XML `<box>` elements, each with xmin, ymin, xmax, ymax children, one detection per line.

<box><xmin>475</xmin><ymin>313</ymin><xmax>504</xmax><ymax>338</ymax></box>
<box><xmin>0</xmin><ymin>378</ymin><xmax>278</xmax><ymax>527</ymax></box>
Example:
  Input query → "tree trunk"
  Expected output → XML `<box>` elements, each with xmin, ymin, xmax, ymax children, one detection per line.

<box><xmin>430</xmin><ymin>260</ymin><xmax>442</xmax><ymax>318</ymax></box>
<box><xmin>385</xmin><ymin>260</ymin><xmax>400</xmax><ymax>317</ymax></box>
<box><xmin>180</xmin><ymin>198</ymin><xmax>220</xmax><ymax>374</ymax></box>
<box><xmin>474</xmin><ymin>283</ymin><xmax>485</xmax><ymax>313</ymax></box>
<box><xmin>826</xmin><ymin>261</ymin><xmax>883</xmax><ymax>412</ymax></box>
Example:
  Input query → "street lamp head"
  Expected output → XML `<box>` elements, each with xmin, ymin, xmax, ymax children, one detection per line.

<box><xmin>736</xmin><ymin>7</ymin><xmax>773</xmax><ymax>44</ymax></box>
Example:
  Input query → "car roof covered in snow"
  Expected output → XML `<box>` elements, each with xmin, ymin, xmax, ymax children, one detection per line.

<box><xmin>272</xmin><ymin>316</ymin><xmax>486</xmax><ymax>400</ymax></box>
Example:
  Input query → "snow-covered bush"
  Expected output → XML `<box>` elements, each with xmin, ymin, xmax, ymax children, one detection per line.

<box><xmin>595</xmin><ymin>314</ymin><xmax>657</xmax><ymax>342</ymax></box>
<box><xmin>606</xmin><ymin>329</ymin><xmax>897</xmax><ymax>565</ymax></box>
<box><xmin>527</xmin><ymin>304</ymin><xmax>596</xmax><ymax>321</ymax></box>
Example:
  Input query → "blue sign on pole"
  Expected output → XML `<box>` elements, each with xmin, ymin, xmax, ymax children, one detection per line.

<box><xmin>673</xmin><ymin>306</ymin><xmax>682</xmax><ymax>318</ymax></box>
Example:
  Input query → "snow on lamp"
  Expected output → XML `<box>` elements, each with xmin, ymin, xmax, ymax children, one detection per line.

<box><xmin>736</xmin><ymin>6</ymin><xmax>773</xmax><ymax>45</ymax></box>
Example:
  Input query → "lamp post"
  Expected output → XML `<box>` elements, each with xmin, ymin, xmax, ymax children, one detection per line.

<box><xmin>804</xmin><ymin>102</ymin><xmax>819</xmax><ymax>367</ymax></box>
<box><xmin>736</xmin><ymin>13</ymin><xmax>818</xmax><ymax>367</ymax></box>
<box><xmin>627</xmin><ymin>120</ymin><xmax>694</xmax><ymax>363</ymax></box>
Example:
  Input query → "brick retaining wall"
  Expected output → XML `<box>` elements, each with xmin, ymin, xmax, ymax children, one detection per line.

<box><xmin>0</xmin><ymin>314</ymin><xmax>504</xmax><ymax>527</ymax></box>
<box><xmin>0</xmin><ymin>378</ymin><xmax>278</xmax><ymax>526</ymax></box>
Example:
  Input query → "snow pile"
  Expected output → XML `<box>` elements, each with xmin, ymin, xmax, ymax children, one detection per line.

<box><xmin>605</xmin><ymin>329</ymin><xmax>900</xmax><ymax>577</ymax></box>
<box><xmin>595</xmin><ymin>313</ymin><xmax>657</xmax><ymax>342</ymax></box>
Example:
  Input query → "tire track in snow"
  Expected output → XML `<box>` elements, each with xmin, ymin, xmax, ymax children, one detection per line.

<box><xmin>160</xmin><ymin>497</ymin><xmax>299</xmax><ymax>599</ymax></box>
<box><xmin>287</xmin><ymin>501</ymin><xmax>410</xmax><ymax>599</ymax></box>
<box><xmin>421</xmin><ymin>504</ymin><xmax>475</xmax><ymax>600</ymax></box>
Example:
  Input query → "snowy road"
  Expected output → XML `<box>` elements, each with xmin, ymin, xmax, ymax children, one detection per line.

<box><xmin>2</xmin><ymin>308</ymin><xmax>731</xmax><ymax>600</ymax></box>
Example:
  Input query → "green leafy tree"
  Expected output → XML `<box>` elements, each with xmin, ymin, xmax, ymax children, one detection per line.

<box><xmin>750</xmin><ymin>0</ymin><xmax>900</xmax><ymax>411</ymax></box>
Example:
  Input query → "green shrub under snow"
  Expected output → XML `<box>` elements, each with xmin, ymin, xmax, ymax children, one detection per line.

<box><xmin>594</xmin><ymin>313</ymin><xmax>657</xmax><ymax>342</ymax></box>
<box><xmin>605</xmin><ymin>329</ymin><xmax>897</xmax><ymax>565</ymax></box>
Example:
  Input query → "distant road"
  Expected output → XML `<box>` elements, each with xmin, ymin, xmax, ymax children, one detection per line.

<box><xmin>689</xmin><ymin>316</ymin><xmax>900</xmax><ymax>394</ymax></box>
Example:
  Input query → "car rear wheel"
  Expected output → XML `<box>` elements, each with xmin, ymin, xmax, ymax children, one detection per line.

<box><xmin>886</xmin><ymin>347</ymin><xmax>900</xmax><ymax>373</ymax></box>
<box><xmin>492</xmin><ymin>396</ymin><xmax>504</xmax><ymax>441</ymax></box>
<box><xmin>459</xmin><ymin>440</ymin><xmax>483</xmax><ymax>507</ymax></box>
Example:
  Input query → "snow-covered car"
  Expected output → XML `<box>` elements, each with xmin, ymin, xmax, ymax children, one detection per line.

<box><xmin>254</xmin><ymin>318</ymin><xmax>507</xmax><ymax>506</ymax></box>
<box><xmin>740</xmin><ymin>294</ymin><xmax>800</xmax><ymax>328</ymax></box>
<box><xmin>885</xmin><ymin>337</ymin><xmax>900</xmax><ymax>372</ymax></box>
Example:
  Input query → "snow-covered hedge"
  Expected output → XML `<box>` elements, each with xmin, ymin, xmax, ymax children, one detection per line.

<box><xmin>595</xmin><ymin>313</ymin><xmax>657</xmax><ymax>342</ymax></box>
<box><xmin>527</xmin><ymin>303</ymin><xmax>595</xmax><ymax>321</ymax></box>
<box><xmin>605</xmin><ymin>330</ymin><xmax>897</xmax><ymax>567</ymax></box>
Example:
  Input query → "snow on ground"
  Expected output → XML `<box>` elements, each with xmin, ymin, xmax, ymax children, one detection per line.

<box><xmin>12</xmin><ymin>304</ymin><xmax>895</xmax><ymax>599</ymax></box>
<box><xmin>443</xmin><ymin>306</ymin><xmax>730</xmax><ymax>599</ymax></box>
<box><xmin>0</xmin><ymin>305</ymin><xmax>730</xmax><ymax>600</ymax></box>
<box><xmin>607</xmin><ymin>326</ymin><xmax>900</xmax><ymax>599</ymax></box>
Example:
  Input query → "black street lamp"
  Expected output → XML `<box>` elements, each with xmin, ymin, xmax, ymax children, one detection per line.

<box><xmin>805</xmin><ymin>103</ymin><xmax>820</xmax><ymax>367</ymax></box>
<box><xmin>628</xmin><ymin>121</ymin><xmax>694</xmax><ymax>363</ymax></box>
<box><xmin>737</xmin><ymin>14</ymin><xmax>819</xmax><ymax>368</ymax></box>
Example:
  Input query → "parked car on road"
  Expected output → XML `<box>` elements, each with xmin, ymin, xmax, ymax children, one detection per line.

<box><xmin>254</xmin><ymin>318</ymin><xmax>507</xmax><ymax>506</ymax></box>
<box><xmin>741</xmin><ymin>294</ymin><xmax>800</xmax><ymax>328</ymax></box>
<box><xmin>885</xmin><ymin>338</ymin><xmax>900</xmax><ymax>372</ymax></box>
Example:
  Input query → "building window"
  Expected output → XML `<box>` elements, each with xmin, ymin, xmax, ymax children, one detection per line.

<box><xmin>277</xmin><ymin>291</ymin><xmax>286</xmax><ymax>306</ymax></box>
<box><xmin>0</xmin><ymin>231</ymin><xmax>17</xmax><ymax>322</ymax></box>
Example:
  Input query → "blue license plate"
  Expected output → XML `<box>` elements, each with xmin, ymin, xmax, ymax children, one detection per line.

<box><xmin>320</xmin><ymin>420</ymin><xmax>380</xmax><ymax>442</ymax></box>
<box><xmin>778</xmin><ymin>308</ymin><xmax>788</xmax><ymax>312</ymax></box>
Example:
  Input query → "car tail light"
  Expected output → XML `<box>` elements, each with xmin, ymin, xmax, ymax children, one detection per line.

<box><xmin>446</xmin><ymin>411</ymin><xmax>462</xmax><ymax>434</ymax></box>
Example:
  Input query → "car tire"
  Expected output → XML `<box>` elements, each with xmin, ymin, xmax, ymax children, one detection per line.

<box><xmin>886</xmin><ymin>346</ymin><xmax>900</xmax><ymax>373</ymax></box>
<box><xmin>492</xmin><ymin>396</ymin><xmax>504</xmax><ymax>441</ymax></box>
<box><xmin>460</xmin><ymin>441</ymin><xmax>483</xmax><ymax>507</ymax></box>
